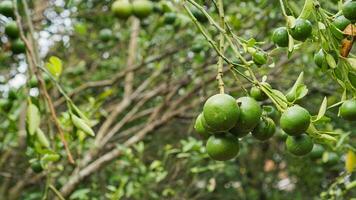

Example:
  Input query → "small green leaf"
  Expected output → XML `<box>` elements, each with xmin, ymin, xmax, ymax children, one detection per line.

<box><xmin>288</xmin><ymin>34</ymin><xmax>294</xmax><ymax>53</ymax></box>
<box><xmin>36</xmin><ymin>128</ymin><xmax>50</xmax><ymax>148</ymax></box>
<box><xmin>46</xmin><ymin>56</ymin><xmax>63</xmax><ymax>78</ymax></box>
<box><xmin>71</xmin><ymin>114</ymin><xmax>95</xmax><ymax>137</ymax></box>
<box><xmin>41</xmin><ymin>153</ymin><xmax>60</xmax><ymax>162</ymax></box>
<box><xmin>325</xmin><ymin>54</ymin><xmax>337</xmax><ymax>69</ymax></box>
<box><xmin>295</xmin><ymin>85</ymin><xmax>308</xmax><ymax>100</ymax></box>
<box><xmin>316</xmin><ymin>97</ymin><xmax>327</xmax><ymax>121</ymax></box>
<box><xmin>26</xmin><ymin>103</ymin><xmax>40</xmax><ymax>136</ymax></box>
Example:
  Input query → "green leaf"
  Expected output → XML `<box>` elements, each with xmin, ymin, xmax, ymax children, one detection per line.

<box><xmin>71</xmin><ymin>114</ymin><xmax>95</xmax><ymax>137</ymax></box>
<box><xmin>347</xmin><ymin>58</ymin><xmax>356</xmax><ymax>70</ymax></box>
<box><xmin>295</xmin><ymin>85</ymin><xmax>308</xmax><ymax>100</ymax></box>
<box><xmin>46</xmin><ymin>56</ymin><xmax>63</xmax><ymax>78</ymax></box>
<box><xmin>41</xmin><ymin>153</ymin><xmax>60</xmax><ymax>162</ymax></box>
<box><xmin>26</xmin><ymin>103</ymin><xmax>40</xmax><ymax>136</ymax></box>
<box><xmin>316</xmin><ymin>97</ymin><xmax>327</xmax><ymax>121</ymax></box>
<box><xmin>288</xmin><ymin>34</ymin><xmax>294</xmax><ymax>53</ymax></box>
<box><xmin>326</xmin><ymin>54</ymin><xmax>337</xmax><ymax>69</ymax></box>
<box><xmin>36</xmin><ymin>128</ymin><xmax>50</xmax><ymax>148</ymax></box>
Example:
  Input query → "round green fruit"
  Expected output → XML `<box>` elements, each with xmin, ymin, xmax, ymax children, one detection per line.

<box><xmin>206</xmin><ymin>133</ymin><xmax>239</xmax><ymax>161</ymax></box>
<box><xmin>342</xmin><ymin>1</ymin><xmax>356</xmax><ymax>21</ymax></box>
<box><xmin>339</xmin><ymin>99</ymin><xmax>356</xmax><ymax>121</ymax></box>
<box><xmin>332</xmin><ymin>15</ymin><xmax>351</xmax><ymax>31</ymax></box>
<box><xmin>272</xmin><ymin>27</ymin><xmax>289</xmax><ymax>47</ymax></box>
<box><xmin>262</xmin><ymin>105</ymin><xmax>280</xmax><ymax>124</ymax></box>
<box><xmin>290</xmin><ymin>19</ymin><xmax>312</xmax><ymax>41</ymax></box>
<box><xmin>322</xmin><ymin>152</ymin><xmax>339</xmax><ymax>166</ymax></box>
<box><xmin>111</xmin><ymin>0</ymin><xmax>132</xmax><ymax>19</ymax></box>
<box><xmin>191</xmin><ymin>7</ymin><xmax>207</xmax><ymax>23</ymax></box>
<box><xmin>250</xmin><ymin>86</ymin><xmax>267</xmax><ymax>101</ymax></box>
<box><xmin>280</xmin><ymin>105</ymin><xmax>310</xmax><ymax>136</ymax></box>
<box><xmin>230</xmin><ymin>97</ymin><xmax>261</xmax><ymax>136</ymax></box>
<box><xmin>252</xmin><ymin>51</ymin><xmax>267</xmax><ymax>66</ymax></box>
<box><xmin>11</xmin><ymin>39</ymin><xmax>26</xmax><ymax>54</ymax></box>
<box><xmin>99</xmin><ymin>29</ymin><xmax>113</xmax><ymax>42</ymax></box>
<box><xmin>309</xmin><ymin>144</ymin><xmax>324</xmax><ymax>160</ymax></box>
<box><xmin>203</xmin><ymin>94</ymin><xmax>240</xmax><ymax>132</ymax></box>
<box><xmin>314</xmin><ymin>49</ymin><xmax>326</xmax><ymax>68</ymax></box>
<box><xmin>194</xmin><ymin>113</ymin><xmax>211</xmax><ymax>139</ymax></box>
<box><xmin>132</xmin><ymin>0</ymin><xmax>153</xmax><ymax>19</ymax></box>
<box><xmin>31</xmin><ymin>161</ymin><xmax>43</xmax><ymax>173</ymax></box>
<box><xmin>0</xmin><ymin>0</ymin><xmax>13</xmax><ymax>18</ymax></box>
<box><xmin>252</xmin><ymin>117</ymin><xmax>276</xmax><ymax>141</ymax></box>
<box><xmin>286</xmin><ymin>134</ymin><xmax>313</xmax><ymax>156</ymax></box>
<box><xmin>5</xmin><ymin>21</ymin><xmax>19</xmax><ymax>39</ymax></box>
<box><xmin>163</xmin><ymin>12</ymin><xmax>176</xmax><ymax>24</ymax></box>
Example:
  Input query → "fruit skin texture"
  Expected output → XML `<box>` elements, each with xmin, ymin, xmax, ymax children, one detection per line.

<box><xmin>132</xmin><ymin>0</ymin><xmax>153</xmax><ymax>19</ymax></box>
<box><xmin>252</xmin><ymin>51</ymin><xmax>267</xmax><ymax>66</ymax></box>
<box><xmin>309</xmin><ymin>144</ymin><xmax>324</xmax><ymax>160</ymax></box>
<box><xmin>11</xmin><ymin>39</ymin><xmax>26</xmax><ymax>54</ymax></box>
<box><xmin>194</xmin><ymin>113</ymin><xmax>211</xmax><ymax>139</ymax></box>
<box><xmin>332</xmin><ymin>15</ymin><xmax>351</xmax><ymax>31</ymax></box>
<box><xmin>252</xmin><ymin>117</ymin><xmax>276</xmax><ymax>141</ymax></box>
<box><xmin>250</xmin><ymin>86</ymin><xmax>267</xmax><ymax>101</ymax></box>
<box><xmin>290</xmin><ymin>19</ymin><xmax>312</xmax><ymax>41</ymax></box>
<box><xmin>230</xmin><ymin>97</ymin><xmax>261</xmax><ymax>137</ymax></box>
<box><xmin>263</xmin><ymin>105</ymin><xmax>280</xmax><ymax>124</ymax></box>
<box><xmin>0</xmin><ymin>0</ymin><xmax>13</xmax><ymax>17</ymax></box>
<box><xmin>339</xmin><ymin>99</ymin><xmax>356</xmax><ymax>121</ymax></box>
<box><xmin>99</xmin><ymin>29</ymin><xmax>113</xmax><ymax>42</ymax></box>
<box><xmin>206</xmin><ymin>133</ymin><xmax>239</xmax><ymax>161</ymax></box>
<box><xmin>280</xmin><ymin>105</ymin><xmax>310</xmax><ymax>136</ymax></box>
<box><xmin>203</xmin><ymin>94</ymin><xmax>240</xmax><ymax>132</ymax></box>
<box><xmin>342</xmin><ymin>1</ymin><xmax>356</xmax><ymax>21</ymax></box>
<box><xmin>272</xmin><ymin>27</ymin><xmax>289</xmax><ymax>47</ymax></box>
<box><xmin>111</xmin><ymin>0</ymin><xmax>132</xmax><ymax>19</ymax></box>
<box><xmin>286</xmin><ymin>134</ymin><xmax>313</xmax><ymax>156</ymax></box>
<box><xmin>5</xmin><ymin>22</ymin><xmax>19</xmax><ymax>39</ymax></box>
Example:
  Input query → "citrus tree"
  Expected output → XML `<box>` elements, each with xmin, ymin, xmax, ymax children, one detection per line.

<box><xmin>0</xmin><ymin>0</ymin><xmax>355</xmax><ymax>199</ymax></box>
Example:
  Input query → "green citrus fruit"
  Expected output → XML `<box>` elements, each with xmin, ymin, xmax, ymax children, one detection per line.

<box><xmin>0</xmin><ymin>0</ymin><xmax>13</xmax><ymax>18</ymax></box>
<box><xmin>280</xmin><ymin>105</ymin><xmax>310</xmax><ymax>136</ymax></box>
<box><xmin>111</xmin><ymin>0</ymin><xmax>132</xmax><ymax>19</ymax></box>
<box><xmin>5</xmin><ymin>21</ymin><xmax>19</xmax><ymax>39</ymax></box>
<box><xmin>99</xmin><ymin>29</ymin><xmax>113</xmax><ymax>42</ymax></box>
<box><xmin>272</xmin><ymin>27</ymin><xmax>289</xmax><ymax>47</ymax></box>
<box><xmin>194</xmin><ymin>113</ymin><xmax>211</xmax><ymax>139</ymax></box>
<box><xmin>275</xmin><ymin>128</ymin><xmax>288</xmax><ymax>141</ymax></box>
<box><xmin>132</xmin><ymin>0</ymin><xmax>153</xmax><ymax>19</ymax></box>
<box><xmin>309</xmin><ymin>144</ymin><xmax>324</xmax><ymax>160</ymax></box>
<box><xmin>332</xmin><ymin>15</ymin><xmax>351</xmax><ymax>31</ymax></box>
<box><xmin>31</xmin><ymin>161</ymin><xmax>43</xmax><ymax>173</ymax></box>
<box><xmin>252</xmin><ymin>51</ymin><xmax>267</xmax><ymax>66</ymax></box>
<box><xmin>290</xmin><ymin>19</ymin><xmax>312</xmax><ymax>41</ymax></box>
<box><xmin>286</xmin><ymin>134</ymin><xmax>313</xmax><ymax>156</ymax></box>
<box><xmin>203</xmin><ymin>94</ymin><xmax>240</xmax><ymax>132</ymax></box>
<box><xmin>314</xmin><ymin>49</ymin><xmax>327</xmax><ymax>68</ymax></box>
<box><xmin>342</xmin><ymin>1</ymin><xmax>356</xmax><ymax>21</ymax></box>
<box><xmin>339</xmin><ymin>99</ymin><xmax>356</xmax><ymax>121</ymax></box>
<box><xmin>11</xmin><ymin>39</ymin><xmax>26</xmax><ymax>54</ymax></box>
<box><xmin>230</xmin><ymin>97</ymin><xmax>261</xmax><ymax>137</ymax></box>
<box><xmin>163</xmin><ymin>12</ymin><xmax>176</xmax><ymax>24</ymax></box>
<box><xmin>191</xmin><ymin>7</ymin><xmax>207</xmax><ymax>23</ymax></box>
<box><xmin>252</xmin><ymin>117</ymin><xmax>276</xmax><ymax>141</ymax></box>
<box><xmin>263</xmin><ymin>105</ymin><xmax>280</xmax><ymax>123</ymax></box>
<box><xmin>322</xmin><ymin>152</ymin><xmax>339</xmax><ymax>166</ymax></box>
<box><xmin>206</xmin><ymin>133</ymin><xmax>239</xmax><ymax>161</ymax></box>
<box><xmin>250</xmin><ymin>86</ymin><xmax>267</xmax><ymax>101</ymax></box>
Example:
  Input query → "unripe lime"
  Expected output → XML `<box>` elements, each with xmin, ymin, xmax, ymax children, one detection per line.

<box><xmin>163</xmin><ymin>12</ymin><xmax>176</xmax><ymax>25</ymax></box>
<box><xmin>252</xmin><ymin>51</ymin><xmax>267</xmax><ymax>66</ymax></box>
<box><xmin>314</xmin><ymin>49</ymin><xmax>326</xmax><ymax>68</ymax></box>
<box><xmin>191</xmin><ymin>7</ymin><xmax>207</xmax><ymax>23</ymax></box>
<box><xmin>206</xmin><ymin>133</ymin><xmax>239</xmax><ymax>161</ymax></box>
<box><xmin>290</xmin><ymin>19</ymin><xmax>312</xmax><ymax>41</ymax></box>
<box><xmin>250</xmin><ymin>86</ymin><xmax>267</xmax><ymax>101</ymax></box>
<box><xmin>99</xmin><ymin>29</ymin><xmax>113</xmax><ymax>42</ymax></box>
<box><xmin>0</xmin><ymin>0</ymin><xmax>13</xmax><ymax>18</ymax></box>
<box><xmin>11</xmin><ymin>39</ymin><xmax>26</xmax><ymax>54</ymax></box>
<box><xmin>272</xmin><ymin>27</ymin><xmax>289</xmax><ymax>47</ymax></box>
<box><xmin>332</xmin><ymin>15</ymin><xmax>351</xmax><ymax>31</ymax></box>
<box><xmin>286</xmin><ymin>134</ymin><xmax>313</xmax><ymax>156</ymax></box>
<box><xmin>280</xmin><ymin>105</ymin><xmax>310</xmax><ymax>136</ymax></box>
<box><xmin>111</xmin><ymin>0</ymin><xmax>132</xmax><ymax>19</ymax></box>
<box><xmin>31</xmin><ymin>161</ymin><xmax>43</xmax><ymax>173</ymax></box>
<box><xmin>194</xmin><ymin>113</ymin><xmax>211</xmax><ymax>139</ymax></box>
<box><xmin>339</xmin><ymin>99</ymin><xmax>356</xmax><ymax>121</ymax></box>
<box><xmin>203</xmin><ymin>94</ymin><xmax>240</xmax><ymax>132</ymax></box>
<box><xmin>230</xmin><ymin>97</ymin><xmax>261</xmax><ymax>137</ymax></box>
<box><xmin>309</xmin><ymin>144</ymin><xmax>324</xmax><ymax>160</ymax></box>
<box><xmin>342</xmin><ymin>1</ymin><xmax>356</xmax><ymax>21</ymax></box>
<box><xmin>251</xmin><ymin>117</ymin><xmax>276</xmax><ymax>141</ymax></box>
<box><xmin>132</xmin><ymin>0</ymin><xmax>153</xmax><ymax>19</ymax></box>
<box><xmin>5</xmin><ymin>21</ymin><xmax>19</xmax><ymax>39</ymax></box>
<box><xmin>322</xmin><ymin>152</ymin><xmax>339</xmax><ymax>166</ymax></box>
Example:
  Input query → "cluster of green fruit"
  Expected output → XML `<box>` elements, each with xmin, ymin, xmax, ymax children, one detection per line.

<box><xmin>0</xmin><ymin>0</ymin><xmax>26</xmax><ymax>55</ymax></box>
<box><xmin>111</xmin><ymin>0</ymin><xmax>153</xmax><ymax>19</ymax></box>
<box><xmin>194</xmin><ymin>86</ymin><xmax>313</xmax><ymax>161</ymax></box>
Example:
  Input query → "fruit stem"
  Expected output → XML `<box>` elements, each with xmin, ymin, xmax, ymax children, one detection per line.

<box><xmin>217</xmin><ymin>0</ymin><xmax>225</xmax><ymax>94</ymax></box>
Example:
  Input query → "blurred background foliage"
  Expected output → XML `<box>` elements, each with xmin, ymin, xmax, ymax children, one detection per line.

<box><xmin>0</xmin><ymin>0</ymin><xmax>355</xmax><ymax>199</ymax></box>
